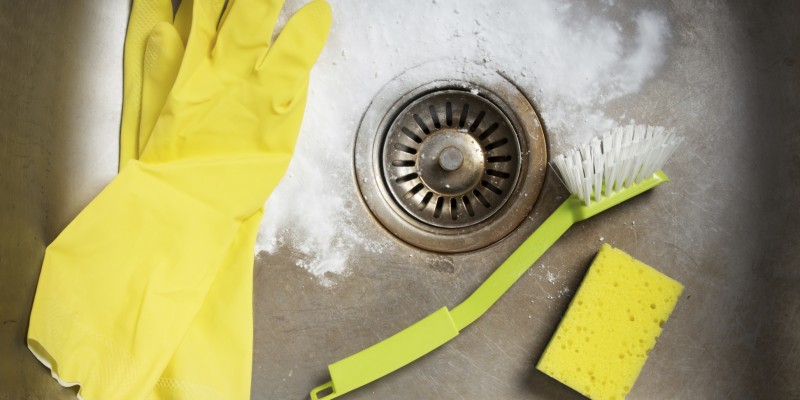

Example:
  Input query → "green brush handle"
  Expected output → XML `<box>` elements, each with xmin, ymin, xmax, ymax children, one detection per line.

<box><xmin>452</xmin><ymin>170</ymin><xmax>668</xmax><ymax>329</ymax></box>
<box><xmin>310</xmin><ymin>171</ymin><xmax>669</xmax><ymax>400</ymax></box>
<box><xmin>450</xmin><ymin>197</ymin><xmax>577</xmax><ymax>329</ymax></box>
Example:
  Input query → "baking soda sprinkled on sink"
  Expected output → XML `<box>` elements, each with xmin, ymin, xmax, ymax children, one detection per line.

<box><xmin>546</xmin><ymin>271</ymin><xmax>557</xmax><ymax>284</ymax></box>
<box><xmin>257</xmin><ymin>0</ymin><xmax>672</xmax><ymax>285</ymax></box>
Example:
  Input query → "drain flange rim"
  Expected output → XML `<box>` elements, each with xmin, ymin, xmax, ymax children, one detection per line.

<box><xmin>354</xmin><ymin>62</ymin><xmax>547</xmax><ymax>254</ymax></box>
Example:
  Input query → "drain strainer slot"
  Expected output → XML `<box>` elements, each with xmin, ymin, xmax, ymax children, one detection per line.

<box><xmin>354</xmin><ymin>63</ymin><xmax>547</xmax><ymax>253</ymax></box>
<box><xmin>382</xmin><ymin>90</ymin><xmax>521</xmax><ymax>229</ymax></box>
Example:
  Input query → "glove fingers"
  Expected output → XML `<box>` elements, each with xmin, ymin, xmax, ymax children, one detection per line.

<box><xmin>256</xmin><ymin>0</ymin><xmax>332</xmax><ymax>113</ymax></box>
<box><xmin>139</xmin><ymin>22</ymin><xmax>185</xmax><ymax>156</ymax></box>
<box><xmin>177</xmin><ymin>0</ymin><xmax>226</xmax><ymax>88</ymax></box>
<box><xmin>173</xmin><ymin>0</ymin><xmax>194</xmax><ymax>45</ymax></box>
<box><xmin>213</xmin><ymin>0</ymin><xmax>286</xmax><ymax>70</ymax></box>
<box><xmin>218</xmin><ymin>0</ymin><xmax>236</xmax><ymax>27</ymax></box>
<box><xmin>121</xmin><ymin>0</ymin><xmax>174</xmax><ymax>170</ymax></box>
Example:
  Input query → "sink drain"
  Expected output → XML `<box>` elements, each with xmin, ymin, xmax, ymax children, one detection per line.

<box><xmin>355</xmin><ymin>64</ymin><xmax>547</xmax><ymax>253</ymax></box>
<box><xmin>383</xmin><ymin>90</ymin><xmax>521</xmax><ymax>229</ymax></box>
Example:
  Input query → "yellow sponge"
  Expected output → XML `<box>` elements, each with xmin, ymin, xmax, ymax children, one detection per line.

<box><xmin>536</xmin><ymin>244</ymin><xmax>683</xmax><ymax>400</ymax></box>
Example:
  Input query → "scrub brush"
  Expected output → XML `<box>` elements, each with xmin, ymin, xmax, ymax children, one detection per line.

<box><xmin>310</xmin><ymin>124</ymin><xmax>683</xmax><ymax>400</ymax></box>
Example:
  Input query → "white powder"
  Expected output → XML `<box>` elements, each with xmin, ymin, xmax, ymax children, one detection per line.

<box><xmin>257</xmin><ymin>0</ymin><xmax>672</xmax><ymax>285</ymax></box>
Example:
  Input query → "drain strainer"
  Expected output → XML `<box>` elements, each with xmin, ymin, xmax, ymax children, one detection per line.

<box><xmin>355</xmin><ymin>63</ymin><xmax>547</xmax><ymax>253</ymax></box>
<box><xmin>383</xmin><ymin>90</ymin><xmax>521</xmax><ymax>229</ymax></box>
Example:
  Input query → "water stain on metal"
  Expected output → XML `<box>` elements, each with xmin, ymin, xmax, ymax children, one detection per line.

<box><xmin>428</xmin><ymin>257</ymin><xmax>456</xmax><ymax>274</ymax></box>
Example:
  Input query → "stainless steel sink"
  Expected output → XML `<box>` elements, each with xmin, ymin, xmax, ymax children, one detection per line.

<box><xmin>1</xmin><ymin>1</ymin><xmax>798</xmax><ymax>399</ymax></box>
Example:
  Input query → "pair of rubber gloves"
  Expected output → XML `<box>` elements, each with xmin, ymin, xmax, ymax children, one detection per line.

<box><xmin>27</xmin><ymin>0</ymin><xmax>332</xmax><ymax>398</ymax></box>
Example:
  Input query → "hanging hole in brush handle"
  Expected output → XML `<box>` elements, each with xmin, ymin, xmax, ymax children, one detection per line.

<box><xmin>309</xmin><ymin>307</ymin><xmax>459</xmax><ymax>400</ymax></box>
<box><xmin>310</xmin><ymin>381</ymin><xmax>335</xmax><ymax>400</ymax></box>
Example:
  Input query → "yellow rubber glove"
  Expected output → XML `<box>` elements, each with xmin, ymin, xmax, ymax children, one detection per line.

<box><xmin>121</xmin><ymin>0</ymin><xmax>172</xmax><ymax>170</ymax></box>
<box><xmin>124</xmin><ymin>1</ymin><xmax>258</xmax><ymax>398</ymax></box>
<box><xmin>120</xmin><ymin>0</ymin><xmax>199</xmax><ymax>171</ymax></box>
<box><xmin>27</xmin><ymin>0</ymin><xmax>332</xmax><ymax>399</ymax></box>
<box><xmin>137</xmin><ymin>4</ymin><xmax>262</xmax><ymax>398</ymax></box>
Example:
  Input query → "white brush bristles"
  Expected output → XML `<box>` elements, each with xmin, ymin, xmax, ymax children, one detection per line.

<box><xmin>552</xmin><ymin>125</ymin><xmax>682</xmax><ymax>206</ymax></box>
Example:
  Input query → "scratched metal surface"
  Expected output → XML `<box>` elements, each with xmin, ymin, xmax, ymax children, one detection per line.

<box><xmin>1</xmin><ymin>1</ymin><xmax>798</xmax><ymax>400</ymax></box>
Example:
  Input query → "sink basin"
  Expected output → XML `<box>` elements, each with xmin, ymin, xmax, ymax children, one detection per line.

<box><xmin>1</xmin><ymin>1</ymin><xmax>798</xmax><ymax>399</ymax></box>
